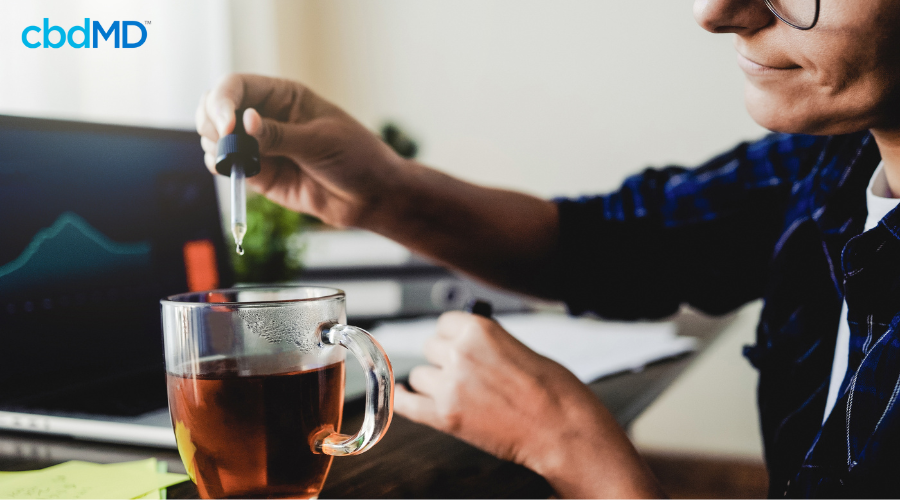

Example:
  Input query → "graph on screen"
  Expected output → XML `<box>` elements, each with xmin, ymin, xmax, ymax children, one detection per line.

<box><xmin>0</xmin><ymin>212</ymin><xmax>151</xmax><ymax>296</ymax></box>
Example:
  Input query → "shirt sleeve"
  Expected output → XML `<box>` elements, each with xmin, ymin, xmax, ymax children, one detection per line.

<box><xmin>550</xmin><ymin>133</ymin><xmax>827</xmax><ymax>320</ymax></box>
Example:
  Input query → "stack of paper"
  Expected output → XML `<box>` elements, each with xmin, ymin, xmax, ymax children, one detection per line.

<box><xmin>0</xmin><ymin>458</ymin><xmax>189</xmax><ymax>499</ymax></box>
<box><xmin>371</xmin><ymin>313</ymin><xmax>696</xmax><ymax>383</ymax></box>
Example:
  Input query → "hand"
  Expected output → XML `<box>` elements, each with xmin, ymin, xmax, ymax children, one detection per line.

<box><xmin>196</xmin><ymin>73</ymin><xmax>407</xmax><ymax>228</ymax></box>
<box><xmin>394</xmin><ymin>311</ymin><xmax>665</xmax><ymax>499</ymax></box>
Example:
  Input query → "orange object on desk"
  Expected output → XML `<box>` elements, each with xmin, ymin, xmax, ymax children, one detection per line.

<box><xmin>183</xmin><ymin>240</ymin><xmax>219</xmax><ymax>292</ymax></box>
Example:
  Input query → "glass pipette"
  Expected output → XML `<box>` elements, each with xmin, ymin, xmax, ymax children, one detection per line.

<box><xmin>231</xmin><ymin>164</ymin><xmax>247</xmax><ymax>255</ymax></box>
<box><xmin>216</xmin><ymin>109</ymin><xmax>260</xmax><ymax>256</ymax></box>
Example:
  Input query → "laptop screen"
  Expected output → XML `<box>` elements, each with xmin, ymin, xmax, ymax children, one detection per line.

<box><xmin>0</xmin><ymin>115</ymin><xmax>233</xmax><ymax>403</ymax></box>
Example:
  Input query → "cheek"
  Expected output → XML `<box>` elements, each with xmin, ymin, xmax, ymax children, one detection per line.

<box><xmin>803</xmin><ymin>46</ymin><xmax>876</xmax><ymax>103</ymax></box>
<box><xmin>744</xmin><ymin>6</ymin><xmax>900</xmax><ymax>134</ymax></box>
<box><xmin>743</xmin><ymin>58</ymin><xmax>896</xmax><ymax>134</ymax></box>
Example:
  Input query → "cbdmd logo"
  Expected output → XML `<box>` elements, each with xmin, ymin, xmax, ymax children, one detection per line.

<box><xmin>22</xmin><ymin>19</ymin><xmax>149</xmax><ymax>48</ymax></box>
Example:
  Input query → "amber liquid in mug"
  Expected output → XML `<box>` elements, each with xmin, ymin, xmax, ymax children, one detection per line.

<box><xmin>167</xmin><ymin>359</ymin><xmax>345</xmax><ymax>499</ymax></box>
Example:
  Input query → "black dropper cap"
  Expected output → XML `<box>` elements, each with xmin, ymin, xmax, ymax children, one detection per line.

<box><xmin>215</xmin><ymin>109</ymin><xmax>261</xmax><ymax>177</ymax></box>
<box><xmin>465</xmin><ymin>299</ymin><xmax>493</xmax><ymax>319</ymax></box>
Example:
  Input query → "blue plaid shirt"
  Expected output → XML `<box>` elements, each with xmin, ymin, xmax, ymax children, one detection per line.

<box><xmin>553</xmin><ymin>131</ymin><xmax>899</xmax><ymax>497</ymax></box>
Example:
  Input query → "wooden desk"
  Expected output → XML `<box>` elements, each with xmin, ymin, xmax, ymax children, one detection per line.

<box><xmin>0</xmin><ymin>309</ymin><xmax>733</xmax><ymax>499</ymax></box>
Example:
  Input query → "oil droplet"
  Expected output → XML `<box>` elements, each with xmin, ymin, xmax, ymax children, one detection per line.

<box><xmin>232</xmin><ymin>222</ymin><xmax>246</xmax><ymax>256</ymax></box>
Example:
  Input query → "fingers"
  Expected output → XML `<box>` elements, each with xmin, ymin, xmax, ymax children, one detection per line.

<box><xmin>205</xmin><ymin>73</ymin><xmax>321</xmax><ymax>137</ymax></box>
<box><xmin>204</xmin><ymin>100</ymin><xmax>315</xmax><ymax>159</ymax></box>
<box><xmin>435</xmin><ymin>311</ymin><xmax>476</xmax><ymax>339</ymax></box>
<box><xmin>200</xmin><ymin>135</ymin><xmax>219</xmax><ymax>174</ymax></box>
<box><xmin>408</xmin><ymin>364</ymin><xmax>442</xmax><ymax>395</ymax></box>
<box><xmin>196</xmin><ymin>90</ymin><xmax>221</xmax><ymax>176</ymax></box>
<box><xmin>197</xmin><ymin>105</ymin><xmax>293</xmax><ymax>174</ymax></box>
<box><xmin>205</xmin><ymin>75</ymin><xmax>241</xmax><ymax>136</ymax></box>
<box><xmin>423</xmin><ymin>335</ymin><xmax>452</xmax><ymax>367</ymax></box>
<box><xmin>196</xmin><ymin>82</ymin><xmax>301</xmax><ymax>175</ymax></box>
<box><xmin>436</xmin><ymin>311</ymin><xmax>500</xmax><ymax>345</ymax></box>
<box><xmin>195</xmin><ymin>90</ymin><xmax>219</xmax><ymax>142</ymax></box>
<box><xmin>203</xmin><ymin>152</ymin><xmax>216</xmax><ymax>174</ymax></box>
<box><xmin>200</xmin><ymin>136</ymin><xmax>216</xmax><ymax>155</ymax></box>
<box><xmin>393</xmin><ymin>385</ymin><xmax>440</xmax><ymax>426</ymax></box>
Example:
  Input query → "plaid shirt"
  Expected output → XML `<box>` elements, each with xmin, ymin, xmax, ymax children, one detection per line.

<box><xmin>553</xmin><ymin>130</ymin><xmax>900</xmax><ymax>497</ymax></box>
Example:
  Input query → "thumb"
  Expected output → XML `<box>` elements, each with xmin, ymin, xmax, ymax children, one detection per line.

<box><xmin>243</xmin><ymin>107</ymin><xmax>303</xmax><ymax>157</ymax></box>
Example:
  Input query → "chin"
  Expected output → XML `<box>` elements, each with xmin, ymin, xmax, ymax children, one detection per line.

<box><xmin>744</xmin><ymin>84</ymin><xmax>821</xmax><ymax>135</ymax></box>
<box><xmin>743</xmin><ymin>83</ymin><xmax>879</xmax><ymax>136</ymax></box>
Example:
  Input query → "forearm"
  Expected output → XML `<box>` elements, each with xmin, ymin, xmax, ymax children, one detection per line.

<box><xmin>363</xmin><ymin>158</ymin><xmax>561</xmax><ymax>298</ymax></box>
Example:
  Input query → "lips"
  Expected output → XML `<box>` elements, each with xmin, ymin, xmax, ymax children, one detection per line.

<box><xmin>736</xmin><ymin>52</ymin><xmax>801</xmax><ymax>75</ymax></box>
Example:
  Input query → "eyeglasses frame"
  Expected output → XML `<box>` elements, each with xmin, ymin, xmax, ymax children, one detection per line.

<box><xmin>764</xmin><ymin>0</ymin><xmax>820</xmax><ymax>30</ymax></box>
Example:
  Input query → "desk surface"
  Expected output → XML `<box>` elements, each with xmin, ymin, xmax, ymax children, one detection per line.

<box><xmin>0</xmin><ymin>310</ymin><xmax>733</xmax><ymax>499</ymax></box>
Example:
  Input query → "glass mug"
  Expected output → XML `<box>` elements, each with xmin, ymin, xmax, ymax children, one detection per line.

<box><xmin>160</xmin><ymin>286</ymin><xmax>393</xmax><ymax>499</ymax></box>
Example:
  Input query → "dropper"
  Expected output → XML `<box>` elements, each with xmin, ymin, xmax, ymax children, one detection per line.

<box><xmin>216</xmin><ymin>109</ymin><xmax>261</xmax><ymax>255</ymax></box>
<box><xmin>231</xmin><ymin>164</ymin><xmax>247</xmax><ymax>255</ymax></box>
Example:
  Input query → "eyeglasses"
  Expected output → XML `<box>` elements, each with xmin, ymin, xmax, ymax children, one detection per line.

<box><xmin>764</xmin><ymin>0</ymin><xmax>820</xmax><ymax>30</ymax></box>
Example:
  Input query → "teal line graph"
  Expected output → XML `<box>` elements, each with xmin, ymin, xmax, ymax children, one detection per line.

<box><xmin>0</xmin><ymin>212</ymin><xmax>151</xmax><ymax>293</ymax></box>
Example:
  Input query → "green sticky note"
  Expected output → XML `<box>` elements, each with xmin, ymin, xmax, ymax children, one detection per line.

<box><xmin>0</xmin><ymin>459</ymin><xmax>189</xmax><ymax>499</ymax></box>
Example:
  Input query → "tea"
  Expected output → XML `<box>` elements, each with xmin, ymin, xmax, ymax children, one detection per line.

<box><xmin>167</xmin><ymin>359</ymin><xmax>345</xmax><ymax>499</ymax></box>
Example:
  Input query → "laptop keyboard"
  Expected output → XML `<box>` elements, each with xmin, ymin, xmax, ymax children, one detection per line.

<box><xmin>1</xmin><ymin>371</ymin><xmax>169</xmax><ymax>418</ymax></box>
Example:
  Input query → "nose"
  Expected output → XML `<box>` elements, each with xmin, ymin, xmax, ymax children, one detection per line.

<box><xmin>694</xmin><ymin>0</ymin><xmax>773</xmax><ymax>34</ymax></box>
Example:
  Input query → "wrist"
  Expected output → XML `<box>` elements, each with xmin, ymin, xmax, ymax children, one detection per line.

<box><xmin>356</xmin><ymin>157</ymin><xmax>449</xmax><ymax>239</ymax></box>
<box><xmin>349</xmin><ymin>155</ymin><xmax>419</xmax><ymax>232</ymax></box>
<box><xmin>523</xmin><ymin>385</ymin><xmax>664</xmax><ymax>498</ymax></box>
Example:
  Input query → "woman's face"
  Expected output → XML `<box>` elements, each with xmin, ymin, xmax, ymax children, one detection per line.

<box><xmin>695</xmin><ymin>0</ymin><xmax>900</xmax><ymax>135</ymax></box>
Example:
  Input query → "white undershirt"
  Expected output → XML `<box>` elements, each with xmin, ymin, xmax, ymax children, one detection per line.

<box><xmin>823</xmin><ymin>162</ymin><xmax>899</xmax><ymax>423</ymax></box>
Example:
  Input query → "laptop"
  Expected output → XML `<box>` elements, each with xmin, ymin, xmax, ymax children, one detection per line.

<box><xmin>0</xmin><ymin>114</ymin><xmax>234</xmax><ymax>448</ymax></box>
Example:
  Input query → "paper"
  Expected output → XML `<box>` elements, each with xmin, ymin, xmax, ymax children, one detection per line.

<box><xmin>371</xmin><ymin>313</ymin><xmax>696</xmax><ymax>383</ymax></box>
<box><xmin>134</xmin><ymin>460</ymin><xmax>171</xmax><ymax>500</ymax></box>
<box><xmin>0</xmin><ymin>459</ymin><xmax>188</xmax><ymax>499</ymax></box>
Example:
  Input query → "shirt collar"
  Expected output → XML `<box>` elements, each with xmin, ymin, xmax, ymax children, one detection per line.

<box><xmin>865</xmin><ymin>162</ymin><xmax>900</xmax><ymax>232</ymax></box>
<box><xmin>866</xmin><ymin>172</ymin><xmax>900</xmax><ymax>240</ymax></box>
<box><xmin>868</xmin><ymin>162</ymin><xmax>890</xmax><ymax>197</ymax></box>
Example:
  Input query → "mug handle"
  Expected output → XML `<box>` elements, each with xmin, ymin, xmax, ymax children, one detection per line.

<box><xmin>314</xmin><ymin>322</ymin><xmax>394</xmax><ymax>456</ymax></box>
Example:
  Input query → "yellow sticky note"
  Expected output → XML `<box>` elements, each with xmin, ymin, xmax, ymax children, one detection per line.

<box><xmin>0</xmin><ymin>459</ymin><xmax>189</xmax><ymax>499</ymax></box>
<box><xmin>133</xmin><ymin>460</ymin><xmax>170</xmax><ymax>500</ymax></box>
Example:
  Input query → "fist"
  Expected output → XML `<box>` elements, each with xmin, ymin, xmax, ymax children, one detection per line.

<box><xmin>394</xmin><ymin>311</ymin><xmax>594</xmax><ymax>466</ymax></box>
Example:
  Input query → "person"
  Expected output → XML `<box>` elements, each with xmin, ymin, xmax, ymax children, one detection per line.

<box><xmin>195</xmin><ymin>0</ymin><xmax>900</xmax><ymax>497</ymax></box>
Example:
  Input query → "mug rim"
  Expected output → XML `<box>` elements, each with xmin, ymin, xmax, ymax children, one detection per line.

<box><xmin>160</xmin><ymin>285</ymin><xmax>345</xmax><ymax>307</ymax></box>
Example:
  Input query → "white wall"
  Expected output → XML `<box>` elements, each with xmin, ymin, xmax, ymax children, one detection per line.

<box><xmin>270</xmin><ymin>0</ymin><xmax>768</xmax><ymax>197</ymax></box>
<box><xmin>631</xmin><ymin>301</ymin><xmax>765</xmax><ymax>460</ymax></box>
